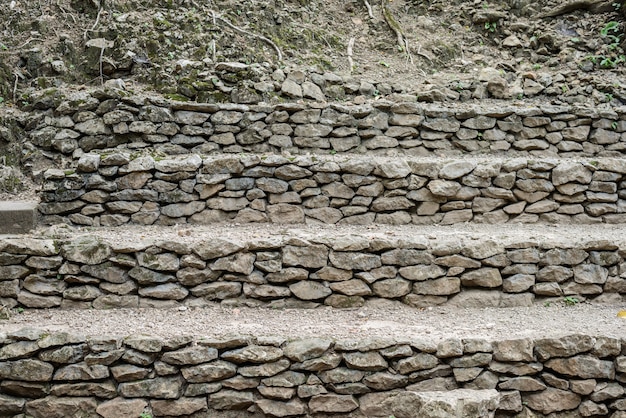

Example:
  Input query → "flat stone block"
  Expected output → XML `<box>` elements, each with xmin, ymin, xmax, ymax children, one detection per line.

<box><xmin>0</xmin><ymin>201</ymin><xmax>37</xmax><ymax>234</ymax></box>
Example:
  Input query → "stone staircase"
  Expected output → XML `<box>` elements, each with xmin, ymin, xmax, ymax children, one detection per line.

<box><xmin>1</xmin><ymin>87</ymin><xmax>626</xmax><ymax>417</ymax></box>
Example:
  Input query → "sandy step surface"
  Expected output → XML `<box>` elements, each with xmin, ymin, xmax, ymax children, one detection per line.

<box><xmin>18</xmin><ymin>222</ymin><xmax>626</xmax><ymax>248</ymax></box>
<box><xmin>2</xmin><ymin>302</ymin><xmax>625</xmax><ymax>343</ymax></box>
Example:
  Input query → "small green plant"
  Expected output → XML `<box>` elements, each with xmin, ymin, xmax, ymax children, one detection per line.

<box><xmin>484</xmin><ymin>22</ymin><xmax>497</xmax><ymax>33</ymax></box>
<box><xmin>612</xmin><ymin>121</ymin><xmax>619</xmax><ymax>130</ymax></box>
<box><xmin>0</xmin><ymin>97</ymin><xmax>4</xmax><ymax>105</ymax></box>
<box><xmin>139</xmin><ymin>413</ymin><xmax>153</xmax><ymax>418</ymax></box>
<box><xmin>379</xmin><ymin>60</ymin><xmax>390</xmax><ymax>67</ymax></box>
<box><xmin>532</xmin><ymin>63</ymin><xmax>542</xmax><ymax>70</ymax></box>
<box><xmin>563</xmin><ymin>296</ymin><xmax>580</xmax><ymax>306</ymax></box>
<box><xmin>16</xmin><ymin>307</ymin><xmax>24</xmax><ymax>314</ymax></box>
<box><xmin>601</xmin><ymin>21</ymin><xmax>620</xmax><ymax>37</ymax></box>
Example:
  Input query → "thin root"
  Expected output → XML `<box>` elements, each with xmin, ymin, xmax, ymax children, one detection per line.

<box><xmin>347</xmin><ymin>37</ymin><xmax>355</xmax><ymax>73</ymax></box>
<box><xmin>209</xmin><ymin>10</ymin><xmax>282</xmax><ymax>62</ymax></box>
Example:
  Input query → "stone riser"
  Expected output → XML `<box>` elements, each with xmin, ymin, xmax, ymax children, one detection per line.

<box><xmin>0</xmin><ymin>330</ymin><xmax>623</xmax><ymax>417</ymax></box>
<box><xmin>39</xmin><ymin>154</ymin><xmax>626</xmax><ymax>227</ymax></box>
<box><xmin>1</xmin><ymin>227</ymin><xmax>625</xmax><ymax>310</ymax></box>
<box><xmin>22</xmin><ymin>92</ymin><xmax>626</xmax><ymax>158</ymax></box>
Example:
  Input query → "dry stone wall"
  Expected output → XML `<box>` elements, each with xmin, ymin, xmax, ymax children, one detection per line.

<box><xmin>21</xmin><ymin>89</ymin><xmax>626</xmax><ymax>157</ymax></box>
<box><xmin>0</xmin><ymin>330</ymin><xmax>624</xmax><ymax>417</ymax></box>
<box><xmin>39</xmin><ymin>153</ymin><xmax>626</xmax><ymax>227</ymax></box>
<box><xmin>1</xmin><ymin>233</ymin><xmax>625</xmax><ymax>310</ymax></box>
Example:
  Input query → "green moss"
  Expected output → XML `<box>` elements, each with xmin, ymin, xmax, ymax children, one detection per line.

<box><xmin>163</xmin><ymin>93</ymin><xmax>190</xmax><ymax>102</ymax></box>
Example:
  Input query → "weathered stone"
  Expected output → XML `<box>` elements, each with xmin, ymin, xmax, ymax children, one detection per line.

<box><xmin>191</xmin><ymin>282</ymin><xmax>242</xmax><ymax>300</ymax></box>
<box><xmin>343</xmin><ymin>351</ymin><xmax>388</xmax><ymax>371</ymax></box>
<box><xmin>396</xmin><ymin>353</ymin><xmax>439</xmax><ymax>374</ymax></box>
<box><xmin>53</xmin><ymin>363</ymin><xmax>108</xmax><ymax>380</ymax></box>
<box><xmin>61</xmin><ymin>236</ymin><xmax>111</xmax><ymax>265</ymax></box>
<box><xmin>161</xmin><ymin>346</ymin><xmax>218</xmax><ymax>365</ymax></box>
<box><xmin>493</xmin><ymin>339</ymin><xmax>534</xmax><ymax>362</ymax></box>
<box><xmin>289</xmin><ymin>281</ymin><xmax>332</xmax><ymax>300</ymax></box>
<box><xmin>192</xmin><ymin>239</ymin><xmax>244</xmax><ymax>260</ymax></box>
<box><xmin>0</xmin><ymin>359</ymin><xmax>54</xmax><ymax>381</ymax></box>
<box><xmin>523</xmin><ymin>388</ymin><xmax>581</xmax><ymax>414</ymax></box>
<box><xmin>212</xmin><ymin>252</ymin><xmax>255</xmax><ymax>275</ymax></box>
<box><xmin>573</xmin><ymin>264</ymin><xmax>608</xmax><ymax>284</ymax></box>
<box><xmin>330</xmin><ymin>252</ymin><xmax>381</xmax><ymax>270</ymax></box>
<box><xmin>283</xmin><ymin>245</ymin><xmax>328</xmax><ymax>268</ymax></box>
<box><xmin>284</xmin><ymin>339</ymin><xmax>332</xmax><ymax>362</ymax></box>
<box><xmin>309</xmin><ymin>394</ymin><xmax>358</xmax><ymax>413</ymax></box>
<box><xmin>546</xmin><ymin>355</ymin><xmax>614</xmax><ymax>379</ymax></box>
<box><xmin>151</xmin><ymin>397</ymin><xmax>208</xmax><ymax>416</ymax></box>
<box><xmin>256</xmin><ymin>398</ymin><xmax>307</xmax><ymax>417</ymax></box>
<box><xmin>95</xmin><ymin>398</ymin><xmax>148</xmax><ymax>418</ymax></box>
<box><xmin>428</xmin><ymin>179</ymin><xmax>462</xmax><ymax>196</ymax></box>
<box><xmin>239</xmin><ymin>359</ymin><xmax>291</xmax><ymax>377</ymax></box>
<box><xmin>25</xmin><ymin>396</ymin><xmax>98</xmax><ymax>418</ymax></box>
<box><xmin>181</xmin><ymin>361</ymin><xmax>237</xmax><ymax>383</ymax></box>
<box><xmin>461</xmin><ymin>268</ymin><xmax>502</xmax><ymax>288</ymax></box>
<box><xmin>499</xmin><ymin>376</ymin><xmax>546</xmax><ymax>392</ymax></box>
<box><xmin>222</xmin><ymin>345</ymin><xmax>283</xmax><ymax>364</ymax></box>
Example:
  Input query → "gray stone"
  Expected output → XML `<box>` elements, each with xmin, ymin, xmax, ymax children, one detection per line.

<box><xmin>209</xmin><ymin>389</ymin><xmax>254</xmax><ymax>410</ymax></box>
<box><xmin>289</xmin><ymin>281</ymin><xmax>332</xmax><ymax>300</ymax></box>
<box><xmin>96</xmin><ymin>398</ymin><xmax>148</xmax><ymax>418</ymax></box>
<box><xmin>25</xmin><ymin>396</ymin><xmax>98</xmax><ymax>418</ymax></box>
<box><xmin>461</xmin><ymin>268</ymin><xmax>502</xmax><ymax>288</ymax></box>
<box><xmin>283</xmin><ymin>245</ymin><xmax>329</xmax><ymax>268</ymax></box>
<box><xmin>151</xmin><ymin>397</ymin><xmax>208</xmax><ymax>416</ymax></box>
<box><xmin>256</xmin><ymin>399</ymin><xmax>307</xmax><ymax>417</ymax></box>
<box><xmin>309</xmin><ymin>394</ymin><xmax>358</xmax><ymax>413</ymax></box>
<box><xmin>284</xmin><ymin>339</ymin><xmax>332</xmax><ymax>362</ymax></box>
<box><xmin>61</xmin><ymin>236</ymin><xmax>111</xmax><ymax>265</ymax></box>
<box><xmin>545</xmin><ymin>356</ymin><xmax>614</xmax><ymax>379</ymax></box>
<box><xmin>182</xmin><ymin>361</ymin><xmax>237</xmax><ymax>383</ymax></box>
<box><xmin>523</xmin><ymin>388</ymin><xmax>581</xmax><ymax>414</ymax></box>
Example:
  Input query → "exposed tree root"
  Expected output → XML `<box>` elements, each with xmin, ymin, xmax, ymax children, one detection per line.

<box><xmin>209</xmin><ymin>9</ymin><xmax>283</xmax><ymax>63</ymax></box>
<box><xmin>381</xmin><ymin>0</ymin><xmax>413</xmax><ymax>64</ymax></box>
<box><xmin>541</xmin><ymin>0</ymin><xmax>620</xmax><ymax>18</ymax></box>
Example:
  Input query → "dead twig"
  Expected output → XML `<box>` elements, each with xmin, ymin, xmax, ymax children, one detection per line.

<box><xmin>209</xmin><ymin>9</ymin><xmax>282</xmax><ymax>62</ymax></box>
<box><xmin>99</xmin><ymin>45</ymin><xmax>105</xmax><ymax>85</ymax></box>
<box><xmin>12</xmin><ymin>73</ymin><xmax>18</xmax><ymax>102</ymax></box>
<box><xmin>84</xmin><ymin>5</ymin><xmax>103</xmax><ymax>40</ymax></box>
<box><xmin>347</xmin><ymin>37</ymin><xmax>355</xmax><ymax>73</ymax></box>
<box><xmin>363</xmin><ymin>0</ymin><xmax>374</xmax><ymax>19</ymax></box>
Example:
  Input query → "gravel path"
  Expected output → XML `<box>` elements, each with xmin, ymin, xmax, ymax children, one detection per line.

<box><xmin>2</xmin><ymin>302</ymin><xmax>625</xmax><ymax>342</ymax></box>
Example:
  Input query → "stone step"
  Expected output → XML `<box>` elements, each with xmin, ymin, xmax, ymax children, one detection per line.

<box><xmin>38</xmin><ymin>153</ymin><xmax>626</xmax><ymax>227</ymax></box>
<box><xmin>0</xmin><ymin>310</ymin><xmax>624</xmax><ymax>417</ymax></box>
<box><xmin>1</xmin><ymin>223</ymin><xmax>625</xmax><ymax>310</ymax></box>
<box><xmin>0</xmin><ymin>201</ymin><xmax>38</xmax><ymax>234</ymax></box>
<box><xmin>19</xmin><ymin>90</ymin><xmax>626</xmax><ymax>158</ymax></box>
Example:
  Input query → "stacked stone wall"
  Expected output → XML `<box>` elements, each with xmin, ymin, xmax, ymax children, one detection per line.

<box><xmin>1</xmin><ymin>233</ymin><xmax>625</xmax><ymax>310</ymax></box>
<box><xmin>21</xmin><ymin>91</ymin><xmax>626</xmax><ymax>157</ymax></box>
<box><xmin>39</xmin><ymin>154</ymin><xmax>626</xmax><ymax>227</ymax></box>
<box><xmin>0</xmin><ymin>331</ymin><xmax>624</xmax><ymax>417</ymax></box>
